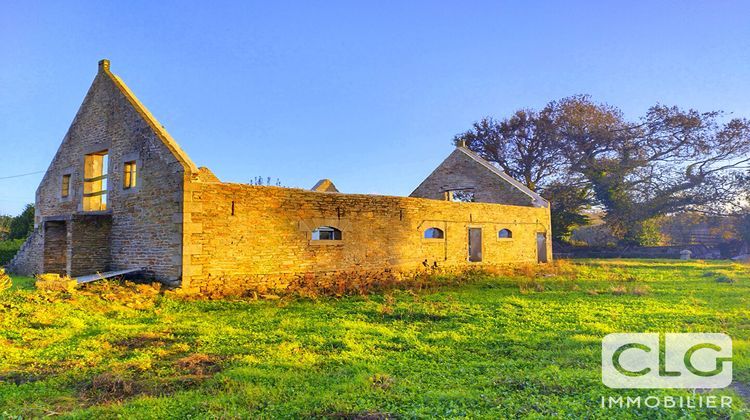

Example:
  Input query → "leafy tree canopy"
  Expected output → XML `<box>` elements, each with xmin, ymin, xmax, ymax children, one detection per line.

<box><xmin>8</xmin><ymin>204</ymin><xmax>35</xmax><ymax>240</ymax></box>
<box><xmin>455</xmin><ymin>95</ymin><xmax>750</xmax><ymax>244</ymax></box>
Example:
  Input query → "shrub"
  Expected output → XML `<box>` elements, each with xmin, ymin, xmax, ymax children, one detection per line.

<box><xmin>0</xmin><ymin>267</ymin><xmax>11</xmax><ymax>292</ymax></box>
<box><xmin>609</xmin><ymin>285</ymin><xmax>627</xmax><ymax>295</ymax></box>
<box><xmin>631</xmin><ymin>285</ymin><xmax>651</xmax><ymax>296</ymax></box>
<box><xmin>518</xmin><ymin>280</ymin><xmax>545</xmax><ymax>294</ymax></box>
<box><xmin>35</xmin><ymin>273</ymin><xmax>78</xmax><ymax>293</ymax></box>
<box><xmin>0</xmin><ymin>239</ymin><xmax>24</xmax><ymax>265</ymax></box>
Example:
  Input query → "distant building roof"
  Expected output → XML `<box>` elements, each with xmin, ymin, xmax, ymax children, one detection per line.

<box><xmin>311</xmin><ymin>179</ymin><xmax>339</xmax><ymax>193</ymax></box>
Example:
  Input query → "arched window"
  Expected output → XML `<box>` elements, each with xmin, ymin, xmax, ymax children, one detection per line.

<box><xmin>498</xmin><ymin>229</ymin><xmax>513</xmax><ymax>239</ymax></box>
<box><xmin>424</xmin><ymin>227</ymin><xmax>444</xmax><ymax>239</ymax></box>
<box><xmin>312</xmin><ymin>226</ymin><xmax>342</xmax><ymax>241</ymax></box>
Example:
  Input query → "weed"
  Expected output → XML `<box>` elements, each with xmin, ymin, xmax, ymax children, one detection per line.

<box><xmin>631</xmin><ymin>285</ymin><xmax>651</xmax><ymax>296</ymax></box>
<box><xmin>609</xmin><ymin>285</ymin><xmax>627</xmax><ymax>295</ymax></box>
<box><xmin>380</xmin><ymin>293</ymin><xmax>395</xmax><ymax>316</ymax></box>
<box><xmin>370</xmin><ymin>373</ymin><xmax>395</xmax><ymax>391</ymax></box>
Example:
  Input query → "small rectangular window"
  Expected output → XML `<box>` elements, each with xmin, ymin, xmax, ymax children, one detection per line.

<box><xmin>61</xmin><ymin>174</ymin><xmax>71</xmax><ymax>198</ymax></box>
<box><xmin>445</xmin><ymin>189</ymin><xmax>476</xmax><ymax>202</ymax></box>
<box><xmin>123</xmin><ymin>161</ymin><xmax>137</xmax><ymax>189</ymax></box>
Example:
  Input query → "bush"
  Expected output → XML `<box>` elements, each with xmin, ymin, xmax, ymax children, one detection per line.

<box><xmin>0</xmin><ymin>239</ymin><xmax>25</xmax><ymax>265</ymax></box>
<box><xmin>0</xmin><ymin>267</ymin><xmax>11</xmax><ymax>292</ymax></box>
<box><xmin>35</xmin><ymin>273</ymin><xmax>78</xmax><ymax>293</ymax></box>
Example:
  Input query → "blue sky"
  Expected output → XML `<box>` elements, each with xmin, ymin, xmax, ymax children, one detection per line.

<box><xmin>1</xmin><ymin>1</ymin><xmax>749</xmax><ymax>215</ymax></box>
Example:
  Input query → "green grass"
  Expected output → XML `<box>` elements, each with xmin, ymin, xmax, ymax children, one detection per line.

<box><xmin>7</xmin><ymin>275</ymin><xmax>34</xmax><ymax>291</ymax></box>
<box><xmin>0</xmin><ymin>259</ymin><xmax>748</xmax><ymax>418</ymax></box>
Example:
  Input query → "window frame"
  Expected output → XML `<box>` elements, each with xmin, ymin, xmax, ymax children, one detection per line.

<box><xmin>497</xmin><ymin>228</ymin><xmax>514</xmax><ymax>241</ymax></box>
<box><xmin>423</xmin><ymin>227</ymin><xmax>445</xmax><ymax>241</ymax></box>
<box><xmin>120</xmin><ymin>153</ymin><xmax>142</xmax><ymax>194</ymax></box>
<box><xmin>310</xmin><ymin>226</ymin><xmax>344</xmax><ymax>246</ymax></box>
<box><xmin>443</xmin><ymin>188</ymin><xmax>476</xmax><ymax>203</ymax></box>
<box><xmin>60</xmin><ymin>173</ymin><xmax>72</xmax><ymax>201</ymax></box>
<box><xmin>82</xmin><ymin>150</ymin><xmax>109</xmax><ymax>212</ymax></box>
<box><xmin>123</xmin><ymin>160</ymin><xmax>137</xmax><ymax>190</ymax></box>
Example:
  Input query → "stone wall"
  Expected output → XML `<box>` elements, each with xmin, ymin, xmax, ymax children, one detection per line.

<box><xmin>181</xmin><ymin>181</ymin><xmax>552</xmax><ymax>294</ymax></box>
<box><xmin>6</xmin><ymin>227</ymin><xmax>43</xmax><ymax>276</ymax></box>
<box><xmin>70</xmin><ymin>214</ymin><xmax>112</xmax><ymax>276</ymax></box>
<box><xmin>410</xmin><ymin>147</ymin><xmax>538</xmax><ymax>206</ymax></box>
<box><xmin>42</xmin><ymin>222</ymin><xmax>68</xmax><ymax>275</ymax></box>
<box><xmin>22</xmin><ymin>61</ymin><xmax>193</xmax><ymax>283</ymax></box>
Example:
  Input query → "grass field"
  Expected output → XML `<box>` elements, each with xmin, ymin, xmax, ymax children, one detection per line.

<box><xmin>1</xmin><ymin>260</ymin><xmax>748</xmax><ymax>419</ymax></box>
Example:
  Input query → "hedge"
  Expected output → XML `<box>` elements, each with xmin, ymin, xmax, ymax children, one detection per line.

<box><xmin>0</xmin><ymin>239</ymin><xmax>24</xmax><ymax>265</ymax></box>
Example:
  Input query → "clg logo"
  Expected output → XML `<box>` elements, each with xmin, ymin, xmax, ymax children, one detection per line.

<box><xmin>602</xmin><ymin>333</ymin><xmax>732</xmax><ymax>389</ymax></box>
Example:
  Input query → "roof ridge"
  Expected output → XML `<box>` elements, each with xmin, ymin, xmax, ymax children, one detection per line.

<box><xmin>99</xmin><ymin>60</ymin><xmax>199</xmax><ymax>174</ymax></box>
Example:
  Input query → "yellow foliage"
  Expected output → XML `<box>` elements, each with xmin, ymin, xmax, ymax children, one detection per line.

<box><xmin>0</xmin><ymin>268</ymin><xmax>11</xmax><ymax>292</ymax></box>
<box><xmin>81</xmin><ymin>280</ymin><xmax>162</xmax><ymax>310</ymax></box>
<box><xmin>35</xmin><ymin>273</ymin><xmax>78</xmax><ymax>293</ymax></box>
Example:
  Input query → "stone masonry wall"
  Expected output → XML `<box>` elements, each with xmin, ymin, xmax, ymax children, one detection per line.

<box><xmin>181</xmin><ymin>182</ymin><xmax>552</xmax><ymax>294</ymax></box>
<box><xmin>70</xmin><ymin>214</ymin><xmax>112</xmax><ymax>277</ymax></box>
<box><xmin>26</xmin><ymin>62</ymin><xmax>188</xmax><ymax>283</ymax></box>
<box><xmin>5</xmin><ymin>227</ymin><xmax>43</xmax><ymax>276</ymax></box>
<box><xmin>42</xmin><ymin>222</ymin><xmax>68</xmax><ymax>275</ymax></box>
<box><xmin>410</xmin><ymin>148</ymin><xmax>535</xmax><ymax>206</ymax></box>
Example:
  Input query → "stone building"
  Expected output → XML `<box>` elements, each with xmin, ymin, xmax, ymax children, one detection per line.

<box><xmin>7</xmin><ymin>60</ymin><xmax>552</xmax><ymax>293</ymax></box>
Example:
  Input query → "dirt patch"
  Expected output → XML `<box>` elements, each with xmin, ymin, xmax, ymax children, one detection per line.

<box><xmin>79</xmin><ymin>354</ymin><xmax>223</xmax><ymax>405</ymax></box>
<box><xmin>113</xmin><ymin>333</ymin><xmax>173</xmax><ymax>350</ymax></box>
<box><xmin>81</xmin><ymin>372</ymin><xmax>143</xmax><ymax>404</ymax></box>
<box><xmin>175</xmin><ymin>353</ymin><xmax>222</xmax><ymax>376</ymax></box>
<box><xmin>0</xmin><ymin>371</ymin><xmax>48</xmax><ymax>385</ymax></box>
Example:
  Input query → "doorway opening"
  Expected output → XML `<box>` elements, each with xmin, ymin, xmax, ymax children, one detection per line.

<box><xmin>43</xmin><ymin>221</ymin><xmax>68</xmax><ymax>275</ymax></box>
<box><xmin>537</xmin><ymin>232</ymin><xmax>548</xmax><ymax>263</ymax></box>
<box><xmin>468</xmin><ymin>228</ymin><xmax>482</xmax><ymax>262</ymax></box>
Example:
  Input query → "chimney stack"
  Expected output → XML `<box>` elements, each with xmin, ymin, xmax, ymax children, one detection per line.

<box><xmin>98</xmin><ymin>59</ymin><xmax>110</xmax><ymax>73</ymax></box>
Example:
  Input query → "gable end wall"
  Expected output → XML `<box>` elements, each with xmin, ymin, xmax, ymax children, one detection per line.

<box><xmin>14</xmin><ymin>67</ymin><xmax>188</xmax><ymax>283</ymax></box>
<box><xmin>410</xmin><ymin>149</ymin><xmax>534</xmax><ymax>206</ymax></box>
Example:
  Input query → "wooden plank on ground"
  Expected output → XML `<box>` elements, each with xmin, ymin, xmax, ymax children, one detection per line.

<box><xmin>75</xmin><ymin>268</ymin><xmax>143</xmax><ymax>284</ymax></box>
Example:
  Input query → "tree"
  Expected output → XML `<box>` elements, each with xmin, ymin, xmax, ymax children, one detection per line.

<box><xmin>550</xmin><ymin>96</ymin><xmax>750</xmax><ymax>243</ymax></box>
<box><xmin>453</xmin><ymin>109</ymin><xmax>589</xmax><ymax>242</ymax></box>
<box><xmin>456</xmin><ymin>95</ymin><xmax>750</xmax><ymax>245</ymax></box>
<box><xmin>541</xmin><ymin>182</ymin><xmax>591</xmax><ymax>242</ymax></box>
<box><xmin>454</xmin><ymin>110</ymin><xmax>562</xmax><ymax>191</ymax></box>
<box><xmin>738</xmin><ymin>210</ymin><xmax>750</xmax><ymax>248</ymax></box>
<box><xmin>8</xmin><ymin>204</ymin><xmax>35</xmax><ymax>240</ymax></box>
<box><xmin>0</xmin><ymin>215</ymin><xmax>11</xmax><ymax>241</ymax></box>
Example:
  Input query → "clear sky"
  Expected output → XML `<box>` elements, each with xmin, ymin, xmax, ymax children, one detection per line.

<box><xmin>1</xmin><ymin>1</ymin><xmax>749</xmax><ymax>215</ymax></box>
